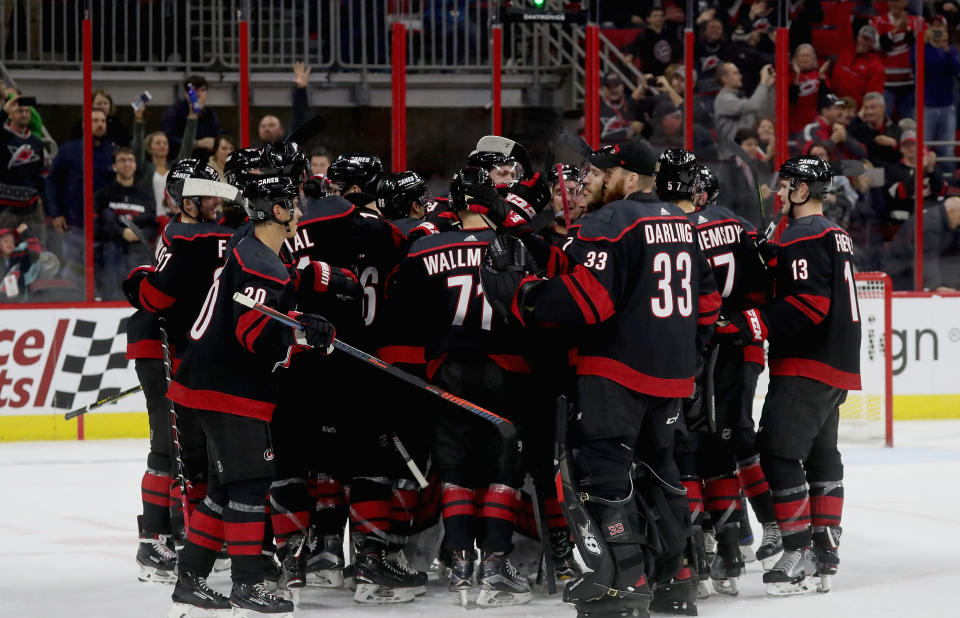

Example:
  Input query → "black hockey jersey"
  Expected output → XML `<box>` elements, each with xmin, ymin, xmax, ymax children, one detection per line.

<box><xmin>387</xmin><ymin>226</ymin><xmax>532</xmax><ymax>379</ymax></box>
<box><xmin>134</xmin><ymin>218</ymin><xmax>234</xmax><ymax>354</ymax></box>
<box><xmin>167</xmin><ymin>234</ymin><xmax>300</xmax><ymax>421</ymax></box>
<box><xmin>0</xmin><ymin>115</ymin><xmax>44</xmax><ymax>210</ymax></box>
<box><xmin>767</xmin><ymin>214</ymin><xmax>861</xmax><ymax>390</ymax></box>
<box><xmin>125</xmin><ymin>309</ymin><xmax>162</xmax><ymax>360</ymax></box>
<box><xmin>93</xmin><ymin>181</ymin><xmax>157</xmax><ymax>264</ymax></box>
<box><xmin>523</xmin><ymin>191</ymin><xmax>721</xmax><ymax>398</ymax></box>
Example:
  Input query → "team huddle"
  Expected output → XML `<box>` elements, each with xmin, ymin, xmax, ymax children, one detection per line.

<box><xmin>120</xmin><ymin>127</ymin><xmax>861</xmax><ymax>618</ymax></box>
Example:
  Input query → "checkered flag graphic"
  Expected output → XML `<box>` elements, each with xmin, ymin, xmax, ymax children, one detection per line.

<box><xmin>51</xmin><ymin>317</ymin><xmax>131</xmax><ymax>409</ymax></box>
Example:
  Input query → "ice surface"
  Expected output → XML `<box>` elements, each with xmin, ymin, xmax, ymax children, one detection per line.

<box><xmin>1</xmin><ymin>420</ymin><xmax>958</xmax><ymax>618</ymax></box>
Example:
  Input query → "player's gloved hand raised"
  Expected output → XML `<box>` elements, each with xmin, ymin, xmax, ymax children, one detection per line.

<box><xmin>715</xmin><ymin>308</ymin><xmax>768</xmax><ymax>345</ymax></box>
<box><xmin>407</xmin><ymin>210</ymin><xmax>460</xmax><ymax>242</ymax></box>
<box><xmin>497</xmin><ymin>172</ymin><xmax>552</xmax><ymax>222</ymax></box>
<box><xmin>121</xmin><ymin>264</ymin><xmax>156</xmax><ymax>309</ymax></box>
<box><xmin>302</xmin><ymin>260</ymin><xmax>361</xmax><ymax>299</ymax></box>
<box><xmin>297</xmin><ymin>313</ymin><xmax>336</xmax><ymax>354</ymax></box>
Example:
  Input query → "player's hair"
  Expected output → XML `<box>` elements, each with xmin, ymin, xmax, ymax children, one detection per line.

<box><xmin>311</xmin><ymin>146</ymin><xmax>331</xmax><ymax>159</ymax></box>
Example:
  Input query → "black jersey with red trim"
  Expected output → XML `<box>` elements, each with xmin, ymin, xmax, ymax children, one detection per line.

<box><xmin>133</xmin><ymin>218</ymin><xmax>234</xmax><ymax>354</ymax></box>
<box><xmin>689</xmin><ymin>205</ymin><xmax>769</xmax><ymax>366</ymax></box>
<box><xmin>766</xmin><ymin>214</ymin><xmax>861</xmax><ymax>390</ymax></box>
<box><xmin>523</xmin><ymin>191</ymin><xmax>721</xmax><ymax>398</ymax></box>
<box><xmin>387</xmin><ymin>227</ymin><xmax>532</xmax><ymax>380</ymax></box>
<box><xmin>125</xmin><ymin>309</ymin><xmax>163</xmax><ymax>360</ymax></box>
<box><xmin>167</xmin><ymin>234</ymin><xmax>300</xmax><ymax>421</ymax></box>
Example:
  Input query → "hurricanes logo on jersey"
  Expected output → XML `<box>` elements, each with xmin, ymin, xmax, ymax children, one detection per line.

<box><xmin>7</xmin><ymin>144</ymin><xmax>40</xmax><ymax>169</ymax></box>
<box><xmin>263</xmin><ymin>448</ymin><xmax>275</xmax><ymax>462</ymax></box>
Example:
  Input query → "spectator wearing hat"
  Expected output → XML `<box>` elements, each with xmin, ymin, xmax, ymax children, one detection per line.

<box><xmin>714</xmin><ymin>61</ymin><xmax>776</xmax><ymax>147</ymax></box>
<box><xmin>849</xmin><ymin>92</ymin><xmax>902</xmax><ymax>167</ymax></box>
<box><xmin>829</xmin><ymin>25</ymin><xmax>886</xmax><ymax>108</ymax></box>
<box><xmin>882</xmin><ymin>196</ymin><xmax>960</xmax><ymax>291</ymax></box>
<box><xmin>801</xmin><ymin>93</ymin><xmax>867</xmax><ymax>161</ymax></box>
<box><xmin>882</xmin><ymin>130</ymin><xmax>946</xmax><ymax>235</ymax></box>
<box><xmin>596</xmin><ymin>72</ymin><xmax>635</xmax><ymax>145</ymax></box>
<box><xmin>922</xmin><ymin>14</ymin><xmax>960</xmax><ymax>175</ymax></box>
<box><xmin>788</xmin><ymin>43</ymin><xmax>830</xmax><ymax>137</ymax></box>
<box><xmin>622</xmin><ymin>6</ymin><xmax>680</xmax><ymax>77</ymax></box>
<box><xmin>870</xmin><ymin>0</ymin><xmax>923</xmax><ymax>120</ymax></box>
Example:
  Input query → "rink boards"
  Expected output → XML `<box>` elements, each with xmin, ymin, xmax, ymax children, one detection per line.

<box><xmin>1</xmin><ymin>296</ymin><xmax>959</xmax><ymax>441</ymax></box>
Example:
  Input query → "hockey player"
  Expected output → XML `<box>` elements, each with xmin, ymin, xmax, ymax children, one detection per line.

<box><xmin>325</xmin><ymin>152</ymin><xmax>383</xmax><ymax>201</ymax></box>
<box><xmin>164</xmin><ymin>176</ymin><xmax>336</xmax><ymax>617</ymax></box>
<box><xmin>386</xmin><ymin>168</ymin><xmax>534</xmax><ymax>608</ymax></box>
<box><xmin>542</xmin><ymin>164</ymin><xmax>587</xmax><ymax>245</ymax></box>
<box><xmin>722</xmin><ymin>155</ymin><xmax>860</xmax><ymax>596</ymax></box>
<box><xmin>480</xmin><ymin>140</ymin><xmax>721</xmax><ymax>617</ymax></box>
<box><xmin>466</xmin><ymin>149</ymin><xmax>524</xmax><ymax>183</ymax></box>
<box><xmin>375</xmin><ymin>170</ymin><xmax>432</xmax><ymax>234</ymax></box>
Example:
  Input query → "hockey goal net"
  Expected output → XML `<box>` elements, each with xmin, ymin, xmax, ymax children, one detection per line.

<box><xmin>753</xmin><ymin>272</ymin><xmax>893</xmax><ymax>447</ymax></box>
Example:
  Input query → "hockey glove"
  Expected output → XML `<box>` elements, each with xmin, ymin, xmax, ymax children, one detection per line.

<box><xmin>497</xmin><ymin>172</ymin><xmax>552</xmax><ymax>221</ymax></box>
<box><xmin>302</xmin><ymin>175</ymin><xmax>333</xmax><ymax>199</ymax></box>
<box><xmin>301</xmin><ymin>260</ymin><xmax>361</xmax><ymax>299</ymax></box>
<box><xmin>121</xmin><ymin>264</ymin><xmax>155</xmax><ymax>310</ymax></box>
<box><xmin>480</xmin><ymin>234</ymin><xmax>543</xmax><ymax>325</ymax></box>
<box><xmin>756</xmin><ymin>237</ymin><xmax>778</xmax><ymax>268</ymax></box>
<box><xmin>715</xmin><ymin>308</ymin><xmax>768</xmax><ymax>345</ymax></box>
<box><xmin>297</xmin><ymin>312</ymin><xmax>336</xmax><ymax>354</ymax></box>
<box><xmin>407</xmin><ymin>210</ymin><xmax>460</xmax><ymax>243</ymax></box>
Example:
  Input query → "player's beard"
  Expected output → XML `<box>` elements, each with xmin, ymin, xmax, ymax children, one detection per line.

<box><xmin>603</xmin><ymin>174</ymin><xmax>626</xmax><ymax>204</ymax></box>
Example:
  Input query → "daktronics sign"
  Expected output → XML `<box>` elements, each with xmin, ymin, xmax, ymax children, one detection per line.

<box><xmin>0</xmin><ymin>308</ymin><xmax>144</xmax><ymax>415</ymax></box>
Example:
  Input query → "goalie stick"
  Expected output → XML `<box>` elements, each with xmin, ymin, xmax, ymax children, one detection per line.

<box><xmin>231</xmin><ymin>292</ymin><xmax>518</xmax><ymax>476</ymax></box>
<box><xmin>64</xmin><ymin>385</ymin><xmax>143</xmax><ymax>420</ymax></box>
<box><xmin>121</xmin><ymin>215</ymin><xmax>193</xmax><ymax>530</ymax></box>
<box><xmin>286</xmin><ymin>114</ymin><xmax>326</xmax><ymax>147</ymax></box>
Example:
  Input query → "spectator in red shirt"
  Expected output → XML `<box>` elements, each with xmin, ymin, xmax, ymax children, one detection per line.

<box><xmin>829</xmin><ymin>25</ymin><xmax>886</xmax><ymax>108</ymax></box>
<box><xmin>788</xmin><ymin>43</ymin><xmax>829</xmax><ymax>137</ymax></box>
<box><xmin>871</xmin><ymin>0</ymin><xmax>923</xmax><ymax>120</ymax></box>
<box><xmin>801</xmin><ymin>93</ymin><xmax>867</xmax><ymax>161</ymax></box>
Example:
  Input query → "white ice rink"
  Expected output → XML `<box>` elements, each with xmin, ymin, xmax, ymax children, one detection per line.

<box><xmin>2</xmin><ymin>420</ymin><xmax>958</xmax><ymax>618</ymax></box>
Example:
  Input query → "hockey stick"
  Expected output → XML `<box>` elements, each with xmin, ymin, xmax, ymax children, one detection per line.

<box><xmin>64</xmin><ymin>385</ymin><xmax>143</xmax><ymax>420</ymax></box>
<box><xmin>232</xmin><ymin>292</ymin><xmax>519</xmax><ymax>468</ymax></box>
<box><xmin>391</xmin><ymin>433</ymin><xmax>429</xmax><ymax>489</ymax></box>
<box><xmin>530</xmin><ymin>478</ymin><xmax>558</xmax><ymax>594</ymax></box>
<box><xmin>287</xmin><ymin>114</ymin><xmax>326</xmax><ymax>147</ymax></box>
<box><xmin>556</xmin><ymin>163</ymin><xmax>571</xmax><ymax>230</ymax></box>
<box><xmin>121</xmin><ymin>216</ymin><xmax>193</xmax><ymax>530</ymax></box>
<box><xmin>556</xmin><ymin>127</ymin><xmax>594</xmax><ymax>160</ymax></box>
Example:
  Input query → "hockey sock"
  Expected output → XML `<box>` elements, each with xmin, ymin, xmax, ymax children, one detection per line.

<box><xmin>224</xmin><ymin>478</ymin><xmax>271</xmax><ymax>584</ymax></box>
<box><xmin>411</xmin><ymin>470</ymin><xmax>441</xmax><ymax>534</ymax></box>
<box><xmin>514</xmin><ymin>491</ymin><xmax>538</xmax><ymax>540</ymax></box>
<box><xmin>389</xmin><ymin>478</ymin><xmax>419</xmax><ymax>548</ymax></box>
<box><xmin>703</xmin><ymin>474</ymin><xmax>742</xmax><ymax>529</ymax></box>
<box><xmin>480</xmin><ymin>483</ymin><xmax>520</xmax><ymax>554</ymax></box>
<box><xmin>809</xmin><ymin>480</ymin><xmax>843</xmax><ymax>528</ymax></box>
<box><xmin>761</xmin><ymin>455</ymin><xmax>810</xmax><ymax>550</ymax></box>
<box><xmin>680</xmin><ymin>476</ymin><xmax>704</xmax><ymax>527</ymax></box>
<box><xmin>180</xmin><ymin>490</ymin><xmax>226</xmax><ymax>576</ymax></box>
<box><xmin>736</xmin><ymin>454</ymin><xmax>777</xmax><ymax>524</ymax></box>
<box><xmin>269</xmin><ymin>476</ymin><xmax>311</xmax><ymax>546</ymax></box>
<box><xmin>349</xmin><ymin>477</ymin><xmax>392</xmax><ymax>544</ymax></box>
<box><xmin>308</xmin><ymin>473</ymin><xmax>347</xmax><ymax>535</ymax></box>
<box><xmin>440</xmin><ymin>483</ymin><xmax>476</xmax><ymax>551</ymax></box>
<box><xmin>141</xmin><ymin>469</ymin><xmax>173</xmax><ymax>534</ymax></box>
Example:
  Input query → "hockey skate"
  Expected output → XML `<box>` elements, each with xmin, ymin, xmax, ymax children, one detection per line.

<box><xmin>386</xmin><ymin>548</ymin><xmax>427</xmax><ymax>595</ymax></box>
<box><xmin>229</xmin><ymin>581</ymin><xmax>294</xmax><ymax>617</ymax></box>
<box><xmin>137</xmin><ymin>516</ymin><xmax>178</xmax><ymax>584</ymax></box>
<box><xmin>574</xmin><ymin>581</ymin><xmax>651</xmax><ymax>618</ymax></box>
<box><xmin>756</xmin><ymin>522</ymin><xmax>784</xmax><ymax>570</ymax></box>
<box><xmin>277</xmin><ymin>534</ymin><xmax>306</xmax><ymax>590</ymax></box>
<box><xmin>305</xmin><ymin>534</ymin><xmax>344</xmax><ymax>588</ymax></box>
<box><xmin>812</xmin><ymin>525</ymin><xmax>841</xmax><ymax>593</ymax></box>
<box><xmin>262</xmin><ymin>552</ymin><xmax>281</xmax><ymax>592</ymax></box>
<box><xmin>763</xmin><ymin>547</ymin><xmax>818</xmax><ymax>596</ymax></box>
<box><xmin>550</xmin><ymin>528</ymin><xmax>583</xmax><ymax>582</ymax></box>
<box><xmin>476</xmin><ymin>551</ymin><xmax>532</xmax><ymax>607</ymax></box>
<box><xmin>168</xmin><ymin>569</ymin><xmax>240</xmax><ymax>618</ymax></box>
<box><xmin>447</xmin><ymin>549</ymin><xmax>475</xmax><ymax>608</ymax></box>
<box><xmin>649</xmin><ymin>568</ymin><xmax>698</xmax><ymax>616</ymax></box>
<box><xmin>709</xmin><ymin>525</ymin><xmax>744</xmax><ymax>596</ymax></box>
<box><xmin>352</xmin><ymin>537</ymin><xmax>417</xmax><ymax>604</ymax></box>
<box><xmin>214</xmin><ymin>546</ymin><xmax>232</xmax><ymax>572</ymax></box>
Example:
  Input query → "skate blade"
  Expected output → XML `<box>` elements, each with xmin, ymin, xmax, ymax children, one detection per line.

<box><xmin>353</xmin><ymin>583</ymin><xmax>416</xmax><ymax>604</ymax></box>
<box><xmin>412</xmin><ymin>585</ymin><xmax>427</xmax><ymax>596</ymax></box>
<box><xmin>213</xmin><ymin>557</ymin><xmax>232</xmax><ymax>572</ymax></box>
<box><xmin>760</xmin><ymin>551</ymin><xmax>783</xmax><ymax>571</ymax></box>
<box><xmin>765</xmin><ymin>578</ymin><xmax>817</xmax><ymax>597</ymax></box>
<box><xmin>697</xmin><ymin>581</ymin><xmax>711</xmax><ymax>600</ymax></box>
<box><xmin>816</xmin><ymin>574</ymin><xmax>832</xmax><ymax>593</ymax></box>
<box><xmin>138</xmin><ymin>564</ymin><xmax>177</xmax><ymax>584</ymax></box>
<box><xmin>476</xmin><ymin>588</ymin><xmax>532</xmax><ymax>607</ymax></box>
<box><xmin>166</xmin><ymin>603</ymin><xmax>243</xmax><ymax>618</ymax></box>
<box><xmin>711</xmin><ymin>577</ymin><xmax>739</xmax><ymax>596</ymax></box>
<box><xmin>306</xmin><ymin>569</ymin><xmax>344</xmax><ymax>588</ymax></box>
<box><xmin>273</xmin><ymin>587</ymin><xmax>300</xmax><ymax>605</ymax></box>
<box><xmin>232</xmin><ymin>609</ymin><xmax>292</xmax><ymax>618</ymax></box>
<box><xmin>458</xmin><ymin>589</ymin><xmax>470</xmax><ymax>608</ymax></box>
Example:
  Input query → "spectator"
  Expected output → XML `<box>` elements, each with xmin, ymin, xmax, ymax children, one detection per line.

<box><xmin>714</xmin><ymin>62</ymin><xmax>775</xmax><ymax>147</ymax></box>
<box><xmin>755</xmin><ymin>115</ymin><xmax>776</xmax><ymax>166</ymax></box>
<box><xmin>161</xmin><ymin>75</ymin><xmax>219</xmax><ymax>156</ymax></box>
<box><xmin>848</xmin><ymin>92</ymin><xmax>902</xmax><ymax>166</ymax></box>
<box><xmin>871</xmin><ymin>0</ymin><xmax>922</xmax><ymax>120</ymax></box>
<box><xmin>805</xmin><ymin>142</ymin><xmax>856</xmax><ymax>229</ymax></box>
<box><xmin>882</xmin><ymin>197</ymin><xmax>960</xmax><ymax>290</ymax></box>
<box><xmin>208</xmin><ymin>134</ymin><xmax>236</xmax><ymax>180</ymax></box>
<box><xmin>839</xmin><ymin>96</ymin><xmax>859</xmax><ymax>125</ymax></box>
<box><xmin>596</xmin><ymin>72</ymin><xmax>634</xmax><ymax>145</ymax></box>
<box><xmin>93</xmin><ymin>147</ymin><xmax>156</xmax><ymax>300</ymax></box>
<box><xmin>732</xmin><ymin>0</ymin><xmax>775</xmax><ymax>54</ymax></box>
<box><xmin>883</xmin><ymin>130</ymin><xmax>946</xmax><ymax>234</ymax></box>
<box><xmin>0</xmin><ymin>94</ymin><xmax>46</xmax><ymax>244</ymax></box>
<box><xmin>716</xmin><ymin>127</ymin><xmax>771</xmax><ymax>228</ymax></box>
<box><xmin>788</xmin><ymin>43</ymin><xmax>830</xmax><ymax>137</ymax></box>
<box><xmin>0</xmin><ymin>223</ymin><xmax>59</xmax><ymax>300</ymax></box>
<box><xmin>256</xmin><ymin>62</ymin><xmax>311</xmax><ymax>147</ymax></box>
<box><xmin>622</xmin><ymin>6</ymin><xmax>680</xmax><ymax>76</ymax></box>
<box><xmin>632</xmin><ymin>65</ymin><xmax>716</xmax><ymax>155</ymax></box>
<box><xmin>45</xmin><ymin>108</ymin><xmax>117</xmax><ymax>283</ymax></box>
<box><xmin>694</xmin><ymin>17</ymin><xmax>730</xmax><ymax>101</ymax></box>
<box><xmin>69</xmin><ymin>89</ymin><xmax>130</xmax><ymax>147</ymax></box>
<box><xmin>829</xmin><ymin>24</ymin><xmax>885</xmax><ymax>108</ymax></box>
<box><xmin>310</xmin><ymin>147</ymin><xmax>332</xmax><ymax>177</ymax></box>
<box><xmin>801</xmin><ymin>93</ymin><xmax>867</xmax><ymax>161</ymax></box>
<box><xmin>134</xmin><ymin>100</ymin><xmax>197</xmax><ymax>218</ymax></box>
<box><xmin>922</xmin><ymin>14</ymin><xmax>960</xmax><ymax>175</ymax></box>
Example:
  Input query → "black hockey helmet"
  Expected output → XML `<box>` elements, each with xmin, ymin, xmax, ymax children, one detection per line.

<box><xmin>466</xmin><ymin>149</ymin><xmax>524</xmax><ymax>181</ymax></box>
<box><xmin>548</xmin><ymin>164</ymin><xmax>579</xmax><ymax>185</ymax></box>
<box><xmin>697</xmin><ymin>165</ymin><xmax>720</xmax><ymax>206</ymax></box>
<box><xmin>778</xmin><ymin>155</ymin><xmax>832</xmax><ymax>202</ymax></box>
<box><xmin>655</xmin><ymin>148</ymin><xmax>700</xmax><ymax>202</ymax></box>
<box><xmin>261</xmin><ymin>140</ymin><xmax>310</xmax><ymax>184</ymax></box>
<box><xmin>224</xmin><ymin>147</ymin><xmax>265</xmax><ymax>191</ymax></box>
<box><xmin>327</xmin><ymin>152</ymin><xmax>383</xmax><ymax>194</ymax></box>
<box><xmin>243</xmin><ymin>175</ymin><xmax>300</xmax><ymax>225</ymax></box>
<box><xmin>449</xmin><ymin>167</ymin><xmax>496</xmax><ymax>212</ymax></box>
<box><xmin>376</xmin><ymin>171</ymin><xmax>432</xmax><ymax>220</ymax></box>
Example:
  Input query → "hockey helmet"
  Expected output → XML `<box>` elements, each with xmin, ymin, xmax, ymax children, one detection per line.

<box><xmin>466</xmin><ymin>149</ymin><xmax>524</xmax><ymax>182</ymax></box>
<box><xmin>777</xmin><ymin>155</ymin><xmax>832</xmax><ymax>201</ymax></box>
<box><xmin>166</xmin><ymin>158</ymin><xmax>239</xmax><ymax>211</ymax></box>
<box><xmin>548</xmin><ymin>164</ymin><xmax>580</xmax><ymax>185</ymax></box>
<box><xmin>376</xmin><ymin>171</ymin><xmax>432</xmax><ymax>220</ymax></box>
<box><xmin>449</xmin><ymin>167</ymin><xmax>496</xmax><ymax>212</ymax></box>
<box><xmin>224</xmin><ymin>147</ymin><xmax>266</xmax><ymax>191</ymax></box>
<box><xmin>697</xmin><ymin>165</ymin><xmax>720</xmax><ymax>206</ymax></box>
<box><xmin>655</xmin><ymin>148</ymin><xmax>700</xmax><ymax>202</ymax></box>
<box><xmin>326</xmin><ymin>152</ymin><xmax>383</xmax><ymax>194</ymax></box>
<box><xmin>243</xmin><ymin>175</ymin><xmax>300</xmax><ymax>223</ymax></box>
<box><xmin>261</xmin><ymin>140</ymin><xmax>311</xmax><ymax>184</ymax></box>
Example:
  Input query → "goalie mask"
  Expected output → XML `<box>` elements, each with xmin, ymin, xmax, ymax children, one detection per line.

<box><xmin>466</xmin><ymin>149</ymin><xmax>524</xmax><ymax>183</ymax></box>
<box><xmin>655</xmin><ymin>148</ymin><xmax>700</xmax><ymax>203</ymax></box>
<box><xmin>166</xmin><ymin>159</ymin><xmax>240</xmax><ymax>222</ymax></box>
